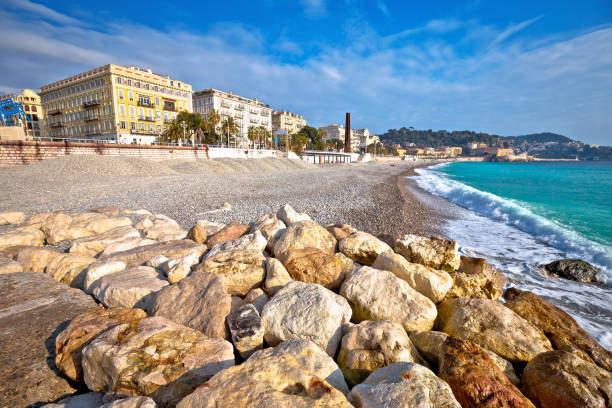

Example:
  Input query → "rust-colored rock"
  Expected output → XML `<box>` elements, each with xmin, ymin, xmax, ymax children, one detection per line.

<box><xmin>326</xmin><ymin>223</ymin><xmax>356</xmax><ymax>241</ymax></box>
<box><xmin>504</xmin><ymin>287</ymin><xmax>612</xmax><ymax>370</ymax></box>
<box><xmin>282</xmin><ymin>248</ymin><xmax>345</xmax><ymax>290</ymax></box>
<box><xmin>186</xmin><ymin>224</ymin><xmax>207</xmax><ymax>244</ymax></box>
<box><xmin>446</xmin><ymin>256</ymin><xmax>506</xmax><ymax>300</ymax></box>
<box><xmin>438</xmin><ymin>336</ymin><xmax>535</xmax><ymax>408</ymax></box>
<box><xmin>55</xmin><ymin>308</ymin><xmax>146</xmax><ymax>381</ymax></box>
<box><xmin>205</xmin><ymin>222</ymin><xmax>249</xmax><ymax>248</ymax></box>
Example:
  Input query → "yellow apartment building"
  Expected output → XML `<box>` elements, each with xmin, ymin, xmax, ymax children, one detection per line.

<box><xmin>272</xmin><ymin>110</ymin><xmax>306</xmax><ymax>135</ymax></box>
<box><xmin>39</xmin><ymin>64</ymin><xmax>192</xmax><ymax>144</ymax></box>
<box><xmin>0</xmin><ymin>89</ymin><xmax>44</xmax><ymax>139</ymax></box>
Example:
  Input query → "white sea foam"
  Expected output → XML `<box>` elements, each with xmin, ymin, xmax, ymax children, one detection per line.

<box><xmin>414</xmin><ymin>165</ymin><xmax>612</xmax><ymax>280</ymax></box>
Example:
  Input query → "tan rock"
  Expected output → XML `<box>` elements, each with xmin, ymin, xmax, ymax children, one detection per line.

<box><xmin>14</xmin><ymin>246</ymin><xmax>62</xmax><ymax>273</ymax></box>
<box><xmin>262</xmin><ymin>281</ymin><xmax>352</xmax><ymax>356</ymax></box>
<box><xmin>205</xmin><ymin>222</ymin><xmax>249</xmax><ymax>248</ymax></box>
<box><xmin>138</xmin><ymin>215</ymin><xmax>187</xmax><ymax>242</ymax></box>
<box><xmin>409</xmin><ymin>330</ymin><xmax>520</xmax><ymax>386</ymax></box>
<box><xmin>149</xmin><ymin>271</ymin><xmax>232</xmax><ymax>339</ymax></box>
<box><xmin>335</xmin><ymin>252</ymin><xmax>360</xmax><ymax>277</ymax></box>
<box><xmin>92</xmin><ymin>266</ymin><xmax>169</xmax><ymax>311</ymax></box>
<box><xmin>504</xmin><ymin>287</ymin><xmax>612</xmax><ymax>370</ymax></box>
<box><xmin>82</xmin><ymin>316</ymin><xmax>235</xmax><ymax>407</ymax></box>
<box><xmin>0</xmin><ymin>229</ymin><xmax>45</xmax><ymax>250</ymax></box>
<box><xmin>337</xmin><ymin>320</ymin><xmax>426</xmax><ymax>386</ymax></box>
<box><xmin>41</xmin><ymin>212</ymin><xmax>73</xmax><ymax>244</ymax></box>
<box><xmin>244</xmin><ymin>287</ymin><xmax>269</xmax><ymax>314</ymax></box>
<box><xmin>522</xmin><ymin>350</ymin><xmax>612</xmax><ymax>408</ymax></box>
<box><xmin>69</xmin><ymin>226</ymin><xmax>141</xmax><ymax>257</ymax></box>
<box><xmin>282</xmin><ymin>248</ymin><xmax>345</xmax><ymax>290</ymax></box>
<box><xmin>340</xmin><ymin>266</ymin><xmax>437</xmax><ymax>332</ymax></box>
<box><xmin>445</xmin><ymin>256</ymin><xmax>506</xmax><ymax>300</ymax></box>
<box><xmin>339</xmin><ymin>231</ymin><xmax>392</xmax><ymax>265</ymax></box>
<box><xmin>122</xmin><ymin>209</ymin><xmax>153</xmax><ymax>216</ymax></box>
<box><xmin>227</xmin><ymin>304</ymin><xmax>264</xmax><ymax>359</ymax></box>
<box><xmin>326</xmin><ymin>223</ymin><xmax>356</xmax><ymax>241</ymax></box>
<box><xmin>198</xmin><ymin>248</ymin><xmax>266</xmax><ymax>296</ymax></box>
<box><xmin>349</xmin><ymin>362</ymin><xmax>461</xmax><ymax>408</ymax></box>
<box><xmin>186</xmin><ymin>223</ymin><xmax>207</xmax><ymax>243</ymax></box>
<box><xmin>100</xmin><ymin>240</ymin><xmax>206</xmax><ymax>269</ymax></box>
<box><xmin>436</xmin><ymin>298</ymin><xmax>553</xmax><ymax>363</ymax></box>
<box><xmin>24</xmin><ymin>212</ymin><xmax>52</xmax><ymax>226</ymax></box>
<box><xmin>395</xmin><ymin>234</ymin><xmax>460</xmax><ymax>272</ymax></box>
<box><xmin>90</xmin><ymin>205</ymin><xmax>121</xmax><ymax>216</ymax></box>
<box><xmin>55</xmin><ymin>308</ymin><xmax>146</xmax><ymax>382</ymax></box>
<box><xmin>264</xmin><ymin>258</ymin><xmax>293</xmax><ymax>296</ymax></box>
<box><xmin>45</xmin><ymin>253</ymin><xmax>97</xmax><ymax>288</ymax></box>
<box><xmin>0</xmin><ymin>256</ymin><xmax>23</xmax><ymax>274</ymax></box>
<box><xmin>439</xmin><ymin>336</ymin><xmax>535</xmax><ymax>408</ymax></box>
<box><xmin>40</xmin><ymin>392</ymin><xmax>104</xmax><ymax>407</ymax></box>
<box><xmin>176</xmin><ymin>347</ymin><xmax>352</xmax><ymax>408</ymax></box>
<box><xmin>83</xmin><ymin>261</ymin><xmax>128</xmax><ymax>294</ymax></box>
<box><xmin>99</xmin><ymin>237</ymin><xmax>158</xmax><ymax>257</ymax></box>
<box><xmin>249</xmin><ymin>213</ymin><xmax>286</xmax><ymax>251</ymax></box>
<box><xmin>194</xmin><ymin>219</ymin><xmax>225</xmax><ymax>236</ymax></box>
<box><xmin>372</xmin><ymin>252</ymin><xmax>453</xmax><ymax>303</ymax></box>
<box><xmin>101</xmin><ymin>396</ymin><xmax>157</xmax><ymax>408</ymax></box>
<box><xmin>203</xmin><ymin>230</ymin><xmax>267</xmax><ymax>261</ymax></box>
<box><xmin>276</xmin><ymin>203</ymin><xmax>312</xmax><ymax>225</ymax></box>
<box><xmin>42</xmin><ymin>212</ymin><xmax>133</xmax><ymax>245</ymax></box>
<box><xmin>274</xmin><ymin>220</ymin><xmax>337</xmax><ymax>259</ymax></box>
<box><xmin>0</xmin><ymin>211</ymin><xmax>27</xmax><ymax>225</ymax></box>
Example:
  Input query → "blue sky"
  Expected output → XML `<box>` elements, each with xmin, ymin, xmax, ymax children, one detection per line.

<box><xmin>1</xmin><ymin>0</ymin><xmax>611</xmax><ymax>144</ymax></box>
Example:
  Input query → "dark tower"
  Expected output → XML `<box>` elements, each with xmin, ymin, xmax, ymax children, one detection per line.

<box><xmin>344</xmin><ymin>112</ymin><xmax>351</xmax><ymax>153</ymax></box>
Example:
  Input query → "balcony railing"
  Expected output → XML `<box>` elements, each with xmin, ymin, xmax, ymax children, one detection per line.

<box><xmin>85</xmin><ymin>116</ymin><xmax>98</xmax><ymax>122</ymax></box>
<box><xmin>130</xmin><ymin>129</ymin><xmax>160</xmax><ymax>136</ymax></box>
<box><xmin>163</xmin><ymin>105</ymin><xmax>177</xmax><ymax>112</ymax></box>
<box><xmin>138</xmin><ymin>100</ymin><xmax>154</xmax><ymax>108</ymax></box>
<box><xmin>83</xmin><ymin>100</ymin><xmax>100</xmax><ymax>108</ymax></box>
<box><xmin>235</xmin><ymin>113</ymin><xmax>244</xmax><ymax>119</ymax></box>
<box><xmin>50</xmin><ymin>121</ymin><xmax>64</xmax><ymax>128</ymax></box>
<box><xmin>220</xmin><ymin>101</ymin><xmax>231</xmax><ymax>108</ymax></box>
<box><xmin>138</xmin><ymin>115</ymin><xmax>156</xmax><ymax>122</ymax></box>
<box><xmin>163</xmin><ymin>119</ymin><xmax>173</xmax><ymax>124</ymax></box>
<box><xmin>48</xmin><ymin>109</ymin><xmax>61</xmax><ymax>116</ymax></box>
<box><xmin>235</xmin><ymin>105</ymin><xmax>244</xmax><ymax>110</ymax></box>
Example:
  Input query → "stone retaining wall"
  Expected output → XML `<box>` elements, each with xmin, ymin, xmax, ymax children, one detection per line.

<box><xmin>0</xmin><ymin>140</ymin><xmax>282</xmax><ymax>167</ymax></box>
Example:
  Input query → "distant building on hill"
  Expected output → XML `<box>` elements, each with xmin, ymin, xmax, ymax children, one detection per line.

<box><xmin>39</xmin><ymin>64</ymin><xmax>193</xmax><ymax>144</ymax></box>
<box><xmin>193</xmin><ymin>89</ymin><xmax>272</xmax><ymax>145</ymax></box>
<box><xmin>0</xmin><ymin>89</ymin><xmax>43</xmax><ymax>139</ymax></box>
<box><xmin>272</xmin><ymin>111</ymin><xmax>306</xmax><ymax>135</ymax></box>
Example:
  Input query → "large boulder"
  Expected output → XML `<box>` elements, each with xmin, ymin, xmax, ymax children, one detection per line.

<box><xmin>436</xmin><ymin>298</ymin><xmax>553</xmax><ymax>363</ymax></box>
<box><xmin>136</xmin><ymin>215</ymin><xmax>187</xmax><ymax>242</ymax></box>
<box><xmin>281</xmin><ymin>248</ymin><xmax>345</xmax><ymax>290</ymax></box>
<box><xmin>409</xmin><ymin>330</ymin><xmax>520</xmax><ymax>386</ymax></box>
<box><xmin>176</xmin><ymin>347</ymin><xmax>352</xmax><ymax>408</ymax></box>
<box><xmin>349</xmin><ymin>362</ymin><xmax>461</xmax><ymax>408</ymax></box>
<box><xmin>0</xmin><ymin>256</ymin><xmax>23</xmax><ymax>274</ymax></box>
<box><xmin>326</xmin><ymin>223</ymin><xmax>356</xmax><ymax>241</ymax></box>
<box><xmin>261</xmin><ymin>281</ymin><xmax>352</xmax><ymax>356</ymax></box>
<box><xmin>82</xmin><ymin>316</ymin><xmax>234</xmax><ymax>408</ymax></box>
<box><xmin>372</xmin><ymin>252</ymin><xmax>453</xmax><ymax>303</ymax></box>
<box><xmin>438</xmin><ymin>336</ymin><xmax>535</xmax><ymax>408</ymax></box>
<box><xmin>45</xmin><ymin>253</ymin><xmax>97</xmax><ymax>288</ymax></box>
<box><xmin>244</xmin><ymin>287</ymin><xmax>269</xmax><ymax>314</ymax></box>
<box><xmin>543</xmin><ymin>258</ymin><xmax>600</xmax><ymax>283</ymax></box>
<box><xmin>340</xmin><ymin>266</ymin><xmax>437</xmax><ymax>332</ymax></box>
<box><xmin>504</xmin><ymin>287</ymin><xmax>612</xmax><ymax>370</ymax></box>
<box><xmin>83</xmin><ymin>261</ymin><xmax>128</xmax><ymax>294</ymax></box>
<box><xmin>0</xmin><ymin>272</ymin><xmax>97</xmax><ymax>407</ymax></box>
<box><xmin>260</xmin><ymin>339</ymin><xmax>350</xmax><ymax>395</ymax></box>
<box><xmin>92</xmin><ymin>266</ymin><xmax>169</xmax><ymax>311</ymax></box>
<box><xmin>43</xmin><ymin>212</ymin><xmax>133</xmax><ymax>245</ymax></box>
<box><xmin>394</xmin><ymin>234</ymin><xmax>460</xmax><ymax>272</ymax></box>
<box><xmin>99</xmin><ymin>240</ymin><xmax>206</xmax><ymax>269</ymax></box>
<box><xmin>446</xmin><ymin>256</ymin><xmax>506</xmax><ymax>300</ymax></box>
<box><xmin>522</xmin><ymin>350</ymin><xmax>612</xmax><ymax>408</ymax></box>
<box><xmin>197</xmin><ymin>249</ymin><xmax>266</xmax><ymax>296</ymax></box>
<box><xmin>0</xmin><ymin>229</ymin><xmax>45</xmax><ymax>250</ymax></box>
<box><xmin>101</xmin><ymin>396</ymin><xmax>157</xmax><ymax>408</ymax></box>
<box><xmin>149</xmin><ymin>271</ymin><xmax>232</xmax><ymax>339</ymax></box>
<box><xmin>40</xmin><ymin>392</ymin><xmax>104</xmax><ymax>408</ymax></box>
<box><xmin>0</xmin><ymin>211</ymin><xmax>27</xmax><ymax>225</ymax></box>
<box><xmin>193</xmin><ymin>219</ymin><xmax>225</xmax><ymax>236</ymax></box>
<box><xmin>249</xmin><ymin>213</ymin><xmax>286</xmax><ymax>251</ymax></box>
<box><xmin>337</xmin><ymin>320</ymin><xmax>426</xmax><ymax>386</ymax></box>
<box><xmin>100</xmin><ymin>237</ymin><xmax>158</xmax><ymax>257</ymax></box>
<box><xmin>205</xmin><ymin>222</ymin><xmax>249</xmax><ymax>248</ymax></box>
<box><xmin>203</xmin><ymin>230</ymin><xmax>267</xmax><ymax>261</ymax></box>
<box><xmin>55</xmin><ymin>308</ymin><xmax>146</xmax><ymax>382</ymax></box>
<box><xmin>13</xmin><ymin>246</ymin><xmax>62</xmax><ymax>273</ymax></box>
<box><xmin>186</xmin><ymin>223</ymin><xmax>207</xmax><ymax>244</ymax></box>
<box><xmin>264</xmin><ymin>258</ymin><xmax>293</xmax><ymax>296</ymax></box>
<box><xmin>273</xmin><ymin>220</ymin><xmax>337</xmax><ymax>259</ymax></box>
<box><xmin>69</xmin><ymin>226</ymin><xmax>141</xmax><ymax>257</ymax></box>
<box><xmin>338</xmin><ymin>231</ymin><xmax>392</xmax><ymax>265</ymax></box>
<box><xmin>276</xmin><ymin>203</ymin><xmax>312</xmax><ymax>225</ymax></box>
<box><xmin>227</xmin><ymin>304</ymin><xmax>264</xmax><ymax>359</ymax></box>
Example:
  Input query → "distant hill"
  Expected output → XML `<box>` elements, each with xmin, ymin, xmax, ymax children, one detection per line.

<box><xmin>379</xmin><ymin>127</ymin><xmax>506</xmax><ymax>148</ymax></box>
<box><xmin>504</xmin><ymin>132</ymin><xmax>573</xmax><ymax>144</ymax></box>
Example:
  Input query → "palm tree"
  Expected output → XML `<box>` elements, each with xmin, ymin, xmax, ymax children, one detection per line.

<box><xmin>162</xmin><ymin>121</ymin><xmax>182</xmax><ymax>144</ymax></box>
<box><xmin>207</xmin><ymin>109</ymin><xmax>221</xmax><ymax>144</ymax></box>
<box><xmin>221</xmin><ymin>117</ymin><xmax>238</xmax><ymax>147</ymax></box>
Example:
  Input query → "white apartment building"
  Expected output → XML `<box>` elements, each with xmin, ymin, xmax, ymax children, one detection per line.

<box><xmin>192</xmin><ymin>89</ymin><xmax>272</xmax><ymax>145</ymax></box>
<box><xmin>322</xmin><ymin>124</ymin><xmax>373</xmax><ymax>152</ymax></box>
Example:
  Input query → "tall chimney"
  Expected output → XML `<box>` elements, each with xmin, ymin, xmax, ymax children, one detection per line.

<box><xmin>344</xmin><ymin>112</ymin><xmax>351</xmax><ymax>153</ymax></box>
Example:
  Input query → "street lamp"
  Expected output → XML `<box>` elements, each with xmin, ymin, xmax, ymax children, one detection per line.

<box><xmin>180</xmin><ymin>121</ymin><xmax>187</xmax><ymax>146</ymax></box>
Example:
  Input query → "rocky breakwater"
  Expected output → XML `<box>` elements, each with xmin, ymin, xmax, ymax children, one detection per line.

<box><xmin>0</xmin><ymin>205</ymin><xmax>610</xmax><ymax>408</ymax></box>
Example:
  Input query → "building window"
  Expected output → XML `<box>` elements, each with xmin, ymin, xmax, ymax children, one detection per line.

<box><xmin>147</xmin><ymin>108</ymin><xmax>153</xmax><ymax>118</ymax></box>
<box><xmin>155</xmin><ymin>96</ymin><xmax>160</xmax><ymax>106</ymax></box>
<box><xmin>118</xmin><ymin>89</ymin><xmax>124</xmax><ymax>99</ymax></box>
<box><xmin>120</xmin><ymin>121</ymin><xmax>126</xmax><ymax>129</ymax></box>
<box><xmin>119</xmin><ymin>104</ymin><xmax>126</xmax><ymax>115</ymax></box>
<box><xmin>178</xmin><ymin>101</ymin><xmax>183</xmax><ymax>110</ymax></box>
<box><xmin>157</xmin><ymin>125</ymin><xmax>161</xmax><ymax>133</ymax></box>
<box><xmin>106</xmin><ymin>89</ymin><xmax>110</xmax><ymax>99</ymax></box>
<box><xmin>130</xmin><ymin>122</ymin><xmax>136</xmax><ymax>130</ymax></box>
<box><xmin>139</xmin><ymin>122</ymin><xmax>145</xmax><ymax>131</ymax></box>
<box><xmin>156</xmin><ymin>110</ymin><xmax>161</xmax><ymax>119</ymax></box>
<box><xmin>129</xmin><ymin>105</ymin><xmax>135</xmax><ymax>117</ymax></box>
<box><xmin>128</xmin><ymin>91</ymin><xmax>134</xmax><ymax>101</ymax></box>
<box><xmin>138</xmin><ymin>107</ymin><xmax>144</xmax><ymax>117</ymax></box>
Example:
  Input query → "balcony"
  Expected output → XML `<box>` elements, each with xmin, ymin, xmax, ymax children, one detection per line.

<box><xmin>50</xmin><ymin>121</ymin><xmax>64</xmax><ymax>128</ymax></box>
<box><xmin>250</xmin><ymin>119</ymin><xmax>259</xmax><ymax>124</ymax></box>
<box><xmin>48</xmin><ymin>109</ymin><xmax>61</xmax><ymax>116</ymax></box>
<box><xmin>83</xmin><ymin>100</ymin><xmax>100</xmax><ymax>108</ymax></box>
<box><xmin>139</xmin><ymin>115</ymin><xmax>156</xmax><ymax>122</ymax></box>
<box><xmin>235</xmin><ymin>113</ymin><xmax>243</xmax><ymax>119</ymax></box>
<box><xmin>163</xmin><ymin>119</ymin><xmax>173</xmax><ymax>124</ymax></box>
<box><xmin>130</xmin><ymin>129</ymin><xmax>159</xmax><ymax>136</ymax></box>
<box><xmin>235</xmin><ymin>105</ymin><xmax>244</xmax><ymax>110</ymax></box>
<box><xmin>163</xmin><ymin>105</ymin><xmax>177</xmax><ymax>112</ymax></box>
<box><xmin>85</xmin><ymin>116</ymin><xmax>98</xmax><ymax>122</ymax></box>
<box><xmin>220</xmin><ymin>101</ymin><xmax>231</xmax><ymax>108</ymax></box>
<box><xmin>138</xmin><ymin>100</ymin><xmax>154</xmax><ymax>108</ymax></box>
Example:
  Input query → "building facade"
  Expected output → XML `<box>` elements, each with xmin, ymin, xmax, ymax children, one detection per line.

<box><xmin>272</xmin><ymin>111</ymin><xmax>306</xmax><ymax>134</ymax></box>
<box><xmin>0</xmin><ymin>89</ymin><xmax>44</xmax><ymax>139</ymax></box>
<box><xmin>193</xmin><ymin>89</ymin><xmax>272</xmax><ymax>144</ymax></box>
<box><xmin>322</xmin><ymin>124</ymin><xmax>373</xmax><ymax>152</ymax></box>
<box><xmin>39</xmin><ymin>64</ymin><xmax>192</xmax><ymax>144</ymax></box>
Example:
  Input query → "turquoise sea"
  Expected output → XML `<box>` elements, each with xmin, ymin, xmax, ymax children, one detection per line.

<box><xmin>413</xmin><ymin>161</ymin><xmax>612</xmax><ymax>348</ymax></box>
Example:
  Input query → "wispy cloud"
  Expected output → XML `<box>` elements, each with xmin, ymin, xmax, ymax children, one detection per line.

<box><xmin>1</xmin><ymin>2</ymin><xmax>611</xmax><ymax>144</ymax></box>
<box><xmin>377</xmin><ymin>1</ymin><xmax>390</xmax><ymax>18</ymax></box>
<box><xmin>4</xmin><ymin>0</ymin><xmax>81</xmax><ymax>25</ymax></box>
<box><xmin>299</xmin><ymin>0</ymin><xmax>326</xmax><ymax>17</ymax></box>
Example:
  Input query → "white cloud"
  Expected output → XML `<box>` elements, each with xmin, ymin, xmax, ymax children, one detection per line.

<box><xmin>4</xmin><ymin>0</ymin><xmax>81</xmax><ymax>25</ymax></box>
<box><xmin>299</xmin><ymin>0</ymin><xmax>325</xmax><ymax>17</ymax></box>
<box><xmin>377</xmin><ymin>1</ymin><xmax>390</xmax><ymax>18</ymax></box>
<box><xmin>1</xmin><ymin>4</ymin><xmax>611</xmax><ymax>144</ymax></box>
